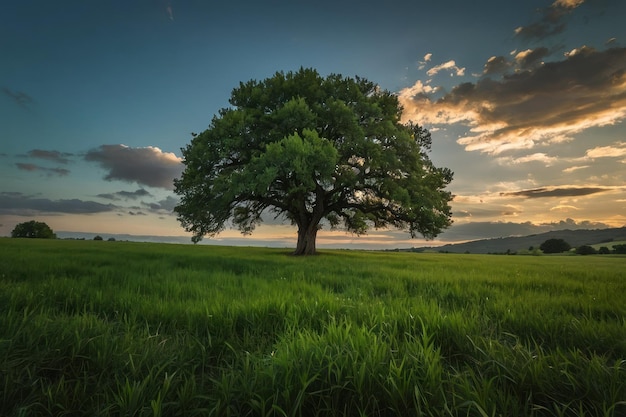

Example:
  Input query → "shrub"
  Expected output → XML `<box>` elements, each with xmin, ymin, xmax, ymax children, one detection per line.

<box><xmin>598</xmin><ymin>246</ymin><xmax>611</xmax><ymax>255</ymax></box>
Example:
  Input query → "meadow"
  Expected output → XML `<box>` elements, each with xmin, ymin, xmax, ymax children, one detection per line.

<box><xmin>1</xmin><ymin>238</ymin><xmax>625</xmax><ymax>417</ymax></box>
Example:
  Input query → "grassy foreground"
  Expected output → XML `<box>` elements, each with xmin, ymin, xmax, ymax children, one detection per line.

<box><xmin>1</xmin><ymin>238</ymin><xmax>625</xmax><ymax>417</ymax></box>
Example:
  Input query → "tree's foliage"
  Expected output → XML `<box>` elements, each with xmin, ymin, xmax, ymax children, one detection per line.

<box><xmin>575</xmin><ymin>245</ymin><xmax>597</xmax><ymax>255</ymax></box>
<box><xmin>11</xmin><ymin>220</ymin><xmax>56</xmax><ymax>239</ymax></box>
<box><xmin>174</xmin><ymin>68</ymin><xmax>453</xmax><ymax>254</ymax></box>
<box><xmin>612</xmin><ymin>244</ymin><xmax>626</xmax><ymax>254</ymax></box>
<box><xmin>539</xmin><ymin>238</ymin><xmax>571</xmax><ymax>254</ymax></box>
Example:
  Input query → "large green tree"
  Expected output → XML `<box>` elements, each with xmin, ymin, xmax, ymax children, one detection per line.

<box><xmin>174</xmin><ymin>68</ymin><xmax>453</xmax><ymax>255</ymax></box>
<box><xmin>11</xmin><ymin>220</ymin><xmax>56</xmax><ymax>239</ymax></box>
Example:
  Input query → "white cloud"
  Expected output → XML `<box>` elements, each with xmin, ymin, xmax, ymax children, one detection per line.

<box><xmin>563</xmin><ymin>165</ymin><xmax>590</xmax><ymax>173</ymax></box>
<box><xmin>418</xmin><ymin>53</ymin><xmax>433</xmax><ymax>70</ymax></box>
<box><xmin>426</xmin><ymin>60</ymin><xmax>465</xmax><ymax>77</ymax></box>
<box><xmin>496</xmin><ymin>153</ymin><xmax>558</xmax><ymax>166</ymax></box>
<box><xmin>553</xmin><ymin>0</ymin><xmax>584</xmax><ymax>8</ymax></box>
<box><xmin>586</xmin><ymin>142</ymin><xmax>626</xmax><ymax>158</ymax></box>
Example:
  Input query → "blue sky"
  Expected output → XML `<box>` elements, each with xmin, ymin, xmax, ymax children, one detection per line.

<box><xmin>2</xmin><ymin>0</ymin><xmax>625</xmax><ymax>249</ymax></box>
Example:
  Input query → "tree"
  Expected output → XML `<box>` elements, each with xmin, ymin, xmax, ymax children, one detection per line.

<box><xmin>539</xmin><ymin>238</ymin><xmax>571</xmax><ymax>254</ymax></box>
<box><xmin>598</xmin><ymin>246</ymin><xmax>610</xmax><ymax>255</ymax></box>
<box><xmin>93</xmin><ymin>235</ymin><xmax>103</xmax><ymax>241</ymax></box>
<box><xmin>11</xmin><ymin>220</ymin><xmax>56</xmax><ymax>239</ymax></box>
<box><xmin>174</xmin><ymin>68</ymin><xmax>454</xmax><ymax>255</ymax></box>
<box><xmin>575</xmin><ymin>245</ymin><xmax>597</xmax><ymax>255</ymax></box>
<box><xmin>612</xmin><ymin>244</ymin><xmax>626</xmax><ymax>254</ymax></box>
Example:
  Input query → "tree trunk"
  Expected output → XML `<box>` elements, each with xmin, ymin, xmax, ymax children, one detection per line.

<box><xmin>293</xmin><ymin>224</ymin><xmax>318</xmax><ymax>256</ymax></box>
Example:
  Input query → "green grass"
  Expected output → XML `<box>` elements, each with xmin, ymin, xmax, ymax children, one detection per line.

<box><xmin>1</xmin><ymin>238</ymin><xmax>625</xmax><ymax>416</ymax></box>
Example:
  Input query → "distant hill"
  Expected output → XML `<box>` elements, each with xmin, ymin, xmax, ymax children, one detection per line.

<box><xmin>413</xmin><ymin>227</ymin><xmax>626</xmax><ymax>254</ymax></box>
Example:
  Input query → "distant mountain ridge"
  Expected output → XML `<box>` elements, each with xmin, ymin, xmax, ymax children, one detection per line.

<box><xmin>414</xmin><ymin>227</ymin><xmax>626</xmax><ymax>254</ymax></box>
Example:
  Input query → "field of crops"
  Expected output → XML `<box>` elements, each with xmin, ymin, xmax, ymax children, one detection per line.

<box><xmin>1</xmin><ymin>238</ymin><xmax>625</xmax><ymax>416</ymax></box>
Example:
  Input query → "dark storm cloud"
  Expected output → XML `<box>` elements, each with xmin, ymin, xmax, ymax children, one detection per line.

<box><xmin>97</xmin><ymin>189</ymin><xmax>152</xmax><ymax>201</ymax></box>
<box><xmin>0</xmin><ymin>192</ymin><xmax>117</xmax><ymax>215</ymax></box>
<box><xmin>16</xmin><ymin>163</ymin><xmax>70</xmax><ymax>176</ymax></box>
<box><xmin>25</xmin><ymin>149</ymin><xmax>73</xmax><ymax>164</ymax></box>
<box><xmin>400</xmin><ymin>46</ymin><xmax>626</xmax><ymax>154</ymax></box>
<box><xmin>84</xmin><ymin>144</ymin><xmax>183</xmax><ymax>190</ymax></box>
<box><xmin>500</xmin><ymin>187</ymin><xmax>607</xmax><ymax>198</ymax></box>
<box><xmin>2</xmin><ymin>87</ymin><xmax>34</xmax><ymax>108</ymax></box>
<box><xmin>514</xmin><ymin>0</ymin><xmax>584</xmax><ymax>41</ymax></box>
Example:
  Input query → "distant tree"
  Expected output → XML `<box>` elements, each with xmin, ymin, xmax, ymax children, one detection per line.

<box><xmin>93</xmin><ymin>235</ymin><xmax>103</xmax><ymax>241</ymax></box>
<box><xmin>174</xmin><ymin>68</ymin><xmax>453</xmax><ymax>255</ymax></box>
<box><xmin>598</xmin><ymin>246</ymin><xmax>610</xmax><ymax>255</ymax></box>
<box><xmin>612</xmin><ymin>244</ymin><xmax>626</xmax><ymax>254</ymax></box>
<box><xmin>107</xmin><ymin>237</ymin><xmax>116</xmax><ymax>241</ymax></box>
<box><xmin>575</xmin><ymin>245</ymin><xmax>597</xmax><ymax>255</ymax></box>
<box><xmin>11</xmin><ymin>220</ymin><xmax>56</xmax><ymax>239</ymax></box>
<box><xmin>539</xmin><ymin>238</ymin><xmax>571</xmax><ymax>254</ymax></box>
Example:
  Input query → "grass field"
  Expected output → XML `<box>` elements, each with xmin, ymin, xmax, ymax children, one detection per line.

<box><xmin>1</xmin><ymin>238</ymin><xmax>625</xmax><ymax>417</ymax></box>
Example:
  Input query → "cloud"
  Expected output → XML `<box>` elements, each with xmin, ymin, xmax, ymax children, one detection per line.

<box><xmin>547</xmin><ymin>217</ymin><xmax>610</xmax><ymax>229</ymax></box>
<box><xmin>141</xmin><ymin>196</ymin><xmax>179</xmax><ymax>213</ymax></box>
<box><xmin>514</xmin><ymin>47</ymin><xmax>550</xmax><ymax>69</ymax></box>
<box><xmin>418</xmin><ymin>53</ymin><xmax>432</xmax><ymax>70</ymax></box>
<box><xmin>426</xmin><ymin>60</ymin><xmax>465</xmax><ymax>77</ymax></box>
<box><xmin>2</xmin><ymin>87</ymin><xmax>34</xmax><ymax>108</ymax></box>
<box><xmin>550</xmin><ymin>204</ymin><xmax>579</xmax><ymax>212</ymax></box>
<box><xmin>85</xmin><ymin>144</ymin><xmax>183</xmax><ymax>190</ymax></box>
<box><xmin>500</xmin><ymin>186</ymin><xmax>608</xmax><ymax>199</ymax></box>
<box><xmin>496</xmin><ymin>153</ymin><xmax>558</xmax><ymax>166</ymax></box>
<box><xmin>25</xmin><ymin>149</ymin><xmax>73</xmax><ymax>164</ymax></box>
<box><xmin>399</xmin><ymin>46</ymin><xmax>626</xmax><ymax>155</ymax></box>
<box><xmin>514</xmin><ymin>0</ymin><xmax>585</xmax><ymax>41</ymax></box>
<box><xmin>0</xmin><ymin>192</ymin><xmax>116</xmax><ymax>215</ymax></box>
<box><xmin>483</xmin><ymin>56</ymin><xmax>512</xmax><ymax>75</ymax></box>
<box><xmin>16</xmin><ymin>163</ymin><xmax>70</xmax><ymax>176</ymax></box>
<box><xmin>563</xmin><ymin>165</ymin><xmax>590</xmax><ymax>173</ymax></box>
<box><xmin>96</xmin><ymin>189</ymin><xmax>153</xmax><ymax>201</ymax></box>
<box><xmin>586</xmin><ymin>142</ymin><xmax>626</xmax><ymax>158</ymax></box>
<box><xmin>482</xmin><ymin>48</ymin><xmax>550</xmax><ymax>76</ymax></box>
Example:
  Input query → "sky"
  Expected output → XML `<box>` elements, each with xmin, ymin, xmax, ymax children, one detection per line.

<box><xmin>1</xmin><ymin>0</ymin><xmax>625</xmax><ymax>249</ymax></box>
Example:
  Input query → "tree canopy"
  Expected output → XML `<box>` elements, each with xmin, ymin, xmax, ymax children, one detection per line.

<box><xmin>11</xmin><ymin>220</ymin><xmax>56</xmax><ymax>239</ymax></box>
<box><xmin>539</xmin><ymin>238</ymin><xmax>571</xmax><ymax>254</ymax></box>
<box><xmin>174</xmin><ymin>68</ymin><xmax>453</xmax><ymax>255</ymax></box>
